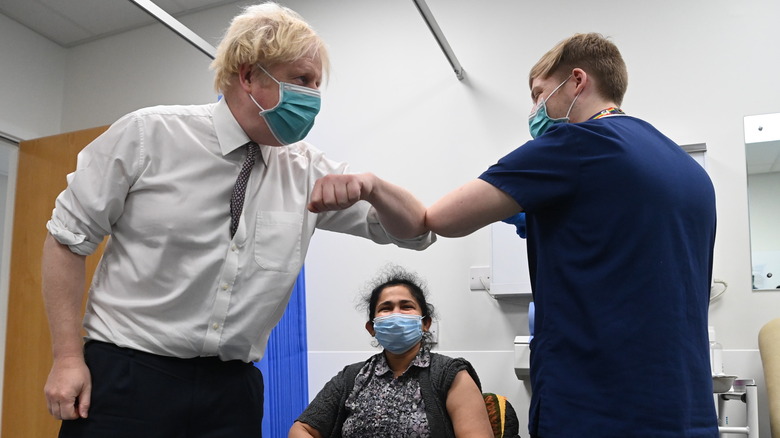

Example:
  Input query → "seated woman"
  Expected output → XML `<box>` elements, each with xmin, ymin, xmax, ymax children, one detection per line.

<box><xmin>289</xmin><ymin>265</ymin><xmax>493</xmax><ymax>438</ymax></box>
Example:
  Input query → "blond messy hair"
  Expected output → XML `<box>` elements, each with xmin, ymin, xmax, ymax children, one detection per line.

<box><xmin>210</xmin><ymin>2</ymin><xmax>330</xmax><ymax>93</ymax></box>
<box><xmin>529</xmin><ymin>33</ymin><xmax>627</xmax><ymax>106</ymax></box>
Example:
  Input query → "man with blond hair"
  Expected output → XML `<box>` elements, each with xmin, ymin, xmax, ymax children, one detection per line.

<box><xmin>424</xmin><ymin>33</ymin><xmax>718</xmax><ymax>437</ymax></box>
<box><xmin>42</xmin><ymin>3</ymin><xmax>432</xmax><ymax>436</ymax></box>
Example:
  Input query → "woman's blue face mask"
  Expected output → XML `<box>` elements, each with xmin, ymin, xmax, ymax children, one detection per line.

<box><xmin>372</xmin><ymin>313</ymin><xmax>423</xmax><ymax>354</ymax></box>
<box><xmin>528</xmin><ymin>75</ymin><xmax>579</xmax><ymax>139</ymax></box>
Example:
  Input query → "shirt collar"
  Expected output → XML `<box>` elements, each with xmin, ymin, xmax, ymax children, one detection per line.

<box><xmin>374</xmin><ymin>345</ymin><xmax>432</xmax><ymax>377</ymax></box>
<box><xmin>213</xmin><ymin>97</ymin><xmax>271</xmax><ymax>165</ymax></box>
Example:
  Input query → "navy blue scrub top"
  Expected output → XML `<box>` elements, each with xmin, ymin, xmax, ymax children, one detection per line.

<box><xmin>480</xmin><ymin>115</ymin><xmax>718</xmax><ymax>437</ymax></box>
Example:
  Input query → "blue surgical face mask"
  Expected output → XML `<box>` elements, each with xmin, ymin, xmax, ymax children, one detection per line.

<box><xmin>528</xmin><ymin>75</ymin><xmax>579</xmax><ymax>139</ymax></box>
<box><xmin>248</xmin><ymin>65</ymin><xmax>321</xmax><ymax>145</ymax></box>
<box><xmin>372</xmin><ymin>313</ymin><xmax>424</xmax><ymax>354</ymax></box>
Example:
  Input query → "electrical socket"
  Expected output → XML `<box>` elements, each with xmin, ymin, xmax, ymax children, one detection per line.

<box><xmin>469</xmin><ymin>266</ymin><xmax>491</xmax><ymax>291</ymax></box>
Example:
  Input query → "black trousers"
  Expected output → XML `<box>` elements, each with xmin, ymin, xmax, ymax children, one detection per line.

<box><xmin>59</xmin><ymin>341</ymin><xmax>264</xmax><ymax>438</ymax></box>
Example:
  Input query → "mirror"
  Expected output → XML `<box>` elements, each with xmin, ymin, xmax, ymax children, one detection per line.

<box><xmin>745</xmin><ymin>113</ymin><xmax>780</xmax><ymax>290</ymax></box>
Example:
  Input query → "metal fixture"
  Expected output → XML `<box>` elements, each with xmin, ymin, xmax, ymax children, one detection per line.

<box><xmin>129</xmin><ymin>0</ymin><xmax>463</xmax><ymax>78</ymax></box>
<box><xmin>127</xmin><ymin>0</ymin><xmax>217</xmax><ymax>60</ymax></box>
<box><xmin>412</xmin><ymin>0</ymin><xmax>465</xmax><ymax>80</ymax></box>
<box><xmin>0</xmin><ymin>132</ymin><xmax>21</xmax><ymax>145</ymax></box>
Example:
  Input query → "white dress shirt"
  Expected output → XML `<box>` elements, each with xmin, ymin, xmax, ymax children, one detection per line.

<box><xmin>48</xmin><ymin>99</ymin><xmax>434</xmax><ymax>362</ymax></box>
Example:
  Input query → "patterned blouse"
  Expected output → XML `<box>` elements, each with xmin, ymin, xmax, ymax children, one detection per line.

<box><xmin>341</xmin><ymin>348</ymin><xmax>432</xmax><ymax>437</ymax></box>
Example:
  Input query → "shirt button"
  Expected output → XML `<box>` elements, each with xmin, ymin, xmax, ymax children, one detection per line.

<box><xmin>212</xmin><ymin>323</ymin><xmax>220</xmax><ymax>330</ymax></box>
<box><xmin>222</xmin><ymin>284</ymin><xmax>229</xmax><ymax>290</ymax></box>
<box><xmin>231</xmin><ymin>244</ymin><xmax>238</xmax><ymax>252</ymax></box>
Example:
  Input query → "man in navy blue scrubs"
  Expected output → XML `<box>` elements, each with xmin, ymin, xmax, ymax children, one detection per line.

<box><xmin>424</xmin><ymin>33</ymin><xmax>718</xmax><ymax>437</ymax></box>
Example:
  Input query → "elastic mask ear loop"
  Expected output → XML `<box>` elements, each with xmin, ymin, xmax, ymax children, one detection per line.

<box><xmin>249</xmin><ymin>65</ymin><xmax>283</xmax><ymax>113</ymax></box>
<box><xmin>543</xmin><ymin>75</ymin><xmax>572</xmax><ymax>106</ymax></box>
<box><xmin>248</xmin><ymin>93</ymin><xmax>265</xmax><ymax>111</ymax></box>
<box><xmin>256</xmin><ymin>65</ymin><xmax>281</xmax><ymax>86</ymax></box>
<box><xmin>565</xmin><ymin>90</ymin><xmax>581</xmax><ymax>119</ymax></box>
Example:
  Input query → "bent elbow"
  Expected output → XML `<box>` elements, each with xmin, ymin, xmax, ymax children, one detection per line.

<box><xmin>424</xmin><ymin>211</ymin><xmax>471</xmax><ymax>238</ymax></box>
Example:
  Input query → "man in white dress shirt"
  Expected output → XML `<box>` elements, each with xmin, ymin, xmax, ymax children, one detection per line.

<box><xmin>41</xmin><ymin>3</ymin><xmax>434</xmax><ymax>437</ymax></box>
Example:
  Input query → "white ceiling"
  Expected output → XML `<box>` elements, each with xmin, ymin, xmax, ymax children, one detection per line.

<box><xmin>0</xmin><ymin>0</ymin><xmax>240</xmax><ymax>48</ymax></box>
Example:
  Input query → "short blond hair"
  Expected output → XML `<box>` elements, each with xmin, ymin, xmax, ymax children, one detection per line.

<box><xmin>529</xmin><ymin>33</ymin><xmax>627</xmax><ymax>106</ymax></box>
<box><xmin>210</xmin><ymin>2</ymin><xmax>330</xmax><ymax>92</ymax></box>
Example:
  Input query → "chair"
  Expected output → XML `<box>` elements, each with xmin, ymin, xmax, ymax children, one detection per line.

<box><xmin>483</xmin><ymin>392</ymin><xmax>521</xmax><ymax>438</ymax></box>
<box><xmin>759</xmin><ymin>318</ymin><xmax>780</xmax><ymax>438</ymax></box>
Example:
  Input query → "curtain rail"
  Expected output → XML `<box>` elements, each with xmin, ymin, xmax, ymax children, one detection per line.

<box><xmin>0</xmin><ymin>132</ymin><xmax>20</xmax><ymax>145</ymax></box>
<box><xmin>127</xmin><ymin>0</ymin><xmax>216</xmax><ymax>60</ymax></box>
<box><xmin>412</xmin><ymin>0</ymin><xmax>465</xmax><ymax>80</ymax></box>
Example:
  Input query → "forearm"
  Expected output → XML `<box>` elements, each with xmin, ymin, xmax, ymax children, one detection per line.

<box><xmin>364</xmin><ymin>175</ymin><xmax>427</xmax><ymax>239</ymax></box>
<box><xmin>42</xmin><ymin>233</ymin><xmax>88</xmax><ymax>360</ymax></box>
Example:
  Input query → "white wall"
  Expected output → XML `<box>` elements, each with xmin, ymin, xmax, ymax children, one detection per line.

<box><xmin>0</xmin><ymin>13</ymin><xmax>66</xmax><ymax>140</ymax></box>
<box><xmin>1</xmin><ymin>0</ymin><xmax>779</xmax><ymax>435</ymax></box>
<box><xmin>59</xmin><ymin>9</ymin><xmax>224</xmax><ymax>131</ymax></box>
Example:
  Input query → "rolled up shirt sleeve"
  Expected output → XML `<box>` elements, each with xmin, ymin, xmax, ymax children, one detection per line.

<box><xmin>46</xmin><ymin>216</ymin><xmax>96</xmax><ymax>256</ymax></box>
<box><xmin>47</xmin><ymin>113</ymin><xmax>142</xmax><ymax>256</ymax></box>
<box><xmin>364</xmin><ymin>206</ymin><xmax>435</xmax><ymax>249</ymax></box>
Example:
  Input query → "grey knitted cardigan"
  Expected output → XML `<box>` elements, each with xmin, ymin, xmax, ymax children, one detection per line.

<box><xmin>296</xmin><ymin>352</ymin><xmax>482</xmax><ymax>438</ymax></box>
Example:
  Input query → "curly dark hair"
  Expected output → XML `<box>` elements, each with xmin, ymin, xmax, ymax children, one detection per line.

<box><xmin>358</xmin><ymin>264</ymin><xmax>438</xmax><ymax>347</ymax></box>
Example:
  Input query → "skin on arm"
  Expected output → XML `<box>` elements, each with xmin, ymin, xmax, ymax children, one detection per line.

<box><xmin>288</xmin><ymin>421</ymin><xmax>323</xmax><ymax>438</ymax></box>
<box><xmin>425</xmin><ymin>179</ymin><xmax>522</xmax><ymax>238</ymax></box>
<box><xmin>41</xmin><ymin>233</ymin><xmax>92</xmax><ymax>420</ymax></box>
<box><xmin>307</xmin><ymin>172</ymin><xmax>427</xmax><ymax>239</ymax></box>
<box><xmin>446</xmin><ymin>370</ymin><xmax>495</xmax><ymax>437</ymax></box>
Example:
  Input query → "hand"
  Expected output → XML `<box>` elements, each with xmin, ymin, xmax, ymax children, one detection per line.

<box><xmin>44</xmin><ymin>356</ymin><xmax>92</xmax><ymax>420</ymax></box>
<box><xmin>308</xmin><ymin>173</ymin><xmax>375</xmax><ymax>213</ymax></box>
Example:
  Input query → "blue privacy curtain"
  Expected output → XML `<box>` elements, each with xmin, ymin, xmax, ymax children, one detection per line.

<box><xmin>255</xmin><ymin>266</ymin><xmax>309</xmax><ymax>436</ymax></box>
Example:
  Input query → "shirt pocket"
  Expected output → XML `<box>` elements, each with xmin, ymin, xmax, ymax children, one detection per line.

<box><xmin>254</xmin><ymin>211</ymin><xmax>303</xmax><ymax>272</ymax></box>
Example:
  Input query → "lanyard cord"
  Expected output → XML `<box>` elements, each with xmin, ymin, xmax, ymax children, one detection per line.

<box><xmin>590</xmin><ymin>107</ymin><xmax>626</xmax><ymax>120</ymax></box>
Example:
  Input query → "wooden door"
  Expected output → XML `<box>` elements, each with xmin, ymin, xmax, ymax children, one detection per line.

<box><xmin>2</xmin><ymin>126</ymin><xmax>108</xmax><ymax>437</ymax></box>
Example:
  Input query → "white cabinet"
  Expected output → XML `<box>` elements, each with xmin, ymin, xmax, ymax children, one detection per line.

<box><xmin>490</xmin><ymin>222</ymin><xmax>532</xmax><ymax>298</ymax></box>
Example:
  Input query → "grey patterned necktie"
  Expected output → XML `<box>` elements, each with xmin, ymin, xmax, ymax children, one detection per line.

<box><xmin>230</xmin><ymin>142</ymin><xmax>259</xmax><ymax>238</ymax></box>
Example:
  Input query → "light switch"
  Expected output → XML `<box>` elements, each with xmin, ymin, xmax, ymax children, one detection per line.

<box><xmin>469</xmin><ymin>266</ymin><xmax>491</xmax><ymax>291</ymax></box>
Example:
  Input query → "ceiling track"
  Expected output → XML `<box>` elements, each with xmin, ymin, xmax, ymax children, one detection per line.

<box><xmin>0</xmin><ymin>132</ymin><xmax>21</xmax><ymax>145</ymax></box>
<box><xmin>128</xmin><ymin>0</ymin><xmax>464</xmax><ymax>80</ymax></box>
<box><xmin>127</xmin><ymin>0</ymin><xmax>216</xmax><ymax>60</ymax></box>
<box><xmin>412</xmin><ymin>0</ymin><xmax>464</xmax><ymax>80</ymax></box>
